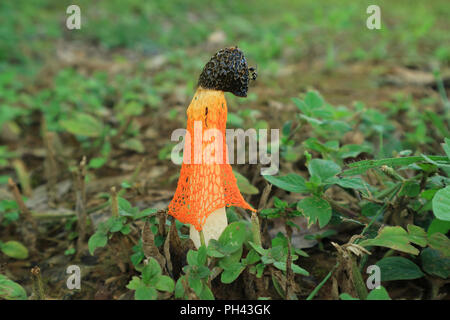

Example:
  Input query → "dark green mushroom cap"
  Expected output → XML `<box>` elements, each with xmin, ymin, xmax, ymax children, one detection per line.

<box><xmin>198</xmin><ymin>47</ymin><xmax>255</xmax><ymax>97</ymax></box>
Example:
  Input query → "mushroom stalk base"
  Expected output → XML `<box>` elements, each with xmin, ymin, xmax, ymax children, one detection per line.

<box><xmin>190</xmin><ymin>207</ymin><xmax>227</xmax><ymax>248</ymax></box>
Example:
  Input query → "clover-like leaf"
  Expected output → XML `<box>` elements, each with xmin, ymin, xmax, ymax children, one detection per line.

<box><xmin>308</xmin><ymin>159</ymin><xmax>340</xmax><ymax>182</ymax></box>
<box><xmin>88</xmin><ymin>232</ymin><xmax>108</xmax><ymax>255</ymax></box>
<box><xmin>297</xmin><ymin>196</ymin><xmax>332</xmax><ymax>228</ymax></box>
<box><xmin>221</xmin><ymin>263</ymin><xmax>245</xmax><ymax>284</ymax></box>
<box><xmin>155</xmin><ymin>275</ymin><xmax>175</xmax><ymax>292</ymax></box>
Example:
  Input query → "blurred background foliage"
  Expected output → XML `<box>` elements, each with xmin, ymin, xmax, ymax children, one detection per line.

<box><xmin>1</xmin><ymin>0</ymin><xmax>448</xmax><ymax>161</ymax></box>
<box><xmin>0</xmin><ymin>0</ymin><xmax>449</xmax><ymax>216</ymax></box>
<box><xmin>0</xmin><ymin>0</ymin><xmax>449</xmax><ymax>300</ymax></box>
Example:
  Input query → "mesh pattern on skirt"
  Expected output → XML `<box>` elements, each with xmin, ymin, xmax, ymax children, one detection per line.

<box><xmin>168</xmin><ymin>88</ymin><xmax>255</xmax><ymax>231</ymax></box>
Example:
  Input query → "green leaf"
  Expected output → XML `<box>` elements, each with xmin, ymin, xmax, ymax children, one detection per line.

<box><xmin>121</xmin><ymin>224</ymin><xmax>131</xmax><ymax>235</ymax></box>
<box><xmin>131</xmin><ymin>251</ymin><xmax>144</xmax><ymax>266</ymax></box>
<box><xmin>64</xmin><ymin>247</ymin><xmax>76</xmax><ymax>256</ymax></box>
<box><xmin>427</xmin><ymin>218</ymin><xmax>450</xmax><ymax>236</ymax></box>
<box><xmin>142</xmin><ymin>258</ymin><xmax>162</xmax><ymax>285</ymax></box>
<box><xmin>359</xmin><ymin>226</ymin><xmax>420</xmax><ymax>255</ymax></box>
<box><xmin>366</xmin><ymin>286</ymin><xmax>391</xmax><ymax>300</ymax></box>
<box><xmin>135</xmin><ymin>285</ymin><xmax>157</xmax><ymax>300</ymax></box>
<box><xmin>234</xmin><ymin>170</ymin><xmax>259</xmax><ymax>195</ymax></box>
<box><xmin>0</xmin><ymin>241</ymin><xmax>28</xmax><ymax>259</ymax></box>
<box><xmin>327</xmin><ymin>177</ymin><xmax>367</xmax><ymax>190</ymax></box>
<box><xmin>427</xmin><ymin>232</ymin><xmax>450</xmax><ymax>257</ymax></box>
<box><xmin>187</xmin><ymin>250</ymin><xmax>199</xmax><ymax>266</ymax></box>
<box><xmin>188</xmin><ymin>276</ymin><xmax>203</xmax><ymax>296</ymax></box>
<box><xmin>198</xmin><ymin>285</ymin><xmax>215</xmax><ymax>300</ymax></box>
<box><xmin>134</xmin><ymin>208</ymin><xmax>158</xmax><ymax>220</ymax></box>
<box><xmin>207</xmin><ymin>240</ymin><xmax>225</xmax><ymax>258</ymax></box>
<box><xmin>340</xmin><ymin>293</ymin><xmax>359</xmax><ymax>300</ymax></box>
<box><xmin>362</xmin><ymin>202</ymin><xmax>383</xmax><ymax>217</ymax></box>
<box><xmin>273</xmin><ymin>261</ymin><xmax>309</xmax><ymax>276</ymax></box>
<box><xmin>407</xmin><ymin>224</ymin><xmax>427</xmax><ymax>247</ymax></box>
<box><xmin>117</xmin><ymin>197</ymin><xmax>133</xmax><ymax>216</ymax></box>
<box><xmin>421</xmin><ymin>248</ymin><xmax>450</xmax><ymax>279</ymax></box>
<box><xmin>219</xmin><ymin>246</ymin><xmax>243</xmax><ymax>270</ymax></box>
<box><xmin>271</xmin><ymin>232</ymin><xmax>288</xmax><ymax>248</ymax></box>
<box><xmin>376</xmin><ymin>257</ymin><xmax>424</xmax><ymax>281</ymax></box>
<box><xmin>304</xmin><ymin>91</ymin><xmax>324</xmax><ymax>109</ymax></box>
<box><xmin>338</xmin><ymin>144</ymin><xmax>372</xmax><ymax>159</ymax></box>
<box><xmin>295</xmin><ymin>248</ymin><xmax>310</xmax><ymax>258</ymax></box>
<box><xmin>242</xmin><ymin>249</ymin><xmax>260</xmax><ymax>265</ymax></box>
<box><xmin>262</xmin><ymin>173</ymin><xmax>309</xmax><ymax>193</ymax></box>
<box><xmin>221</xmin><ymin>263</ymin><xmax>245</xmax><ymax>284</ymax></box>
<box><xmin>442</xmin><ymin>138</ymin><xmax>450</xmax><ymax>159</ymax></box>
<box><xmin>109</xmin><ymin>217</ymin><xmax>125</xmax><ymax>232</ymax></box>
<box><xmin>175</xmin><ymin>277</ymin><xmax>186</xmax><ymax>298</ymax></box>
<box><xmin>308</xmin><ymin>159</ymin><xmax>340</xmax><ymax>182</ymax></box>
<box><xmin>88</xmin><ymin>157</ymin><xmax>107</xmax><ymax>169</ymax></box>
<box><xmin>120</xmin><ymin>138</ymin><xmax>145</xmax><ymax>153</ymax></box>
<box><xmin>259</xmin><ymin>208</ymin><xmax>282</xmax><ymax>219</ymax></box>
<box><xmin>227</xmin><ymin>112</ymin><xmax>244</xmax><ymax>127</ymax></box>
<box><xmin>60</xmin><ymin>112</ymin><xmax>104</xmax><ymax>138</ymax></box>
<box><xmin>399</xmin><ymin>182</ymin><xmax>421</xmax><ymax>197</ymax></box>
<box><xmin>297</xmin><ymin>196</ymin><xmax>332</xmax><ymax>228</ymax></box>
<box><xmin>271</xmin><ymin>274</ymin><xmax>285</xmax><ymax>299</ymax></box>
<box><xmin>196</xmin><ymin>265</ymin><xmax>211</xmax><ymax>279</ymax></box>
<box><xmin>218</xmin><ymin>222</ymin><xmax>246</xmax><ymax>254</ymax></box>
<box><xmin>422</xmin><ymin>189</ymin><xmax>439</xmax><ymax>200</ymax></box>
<box><xmin>248</xmin><ymin>241</ymin><xmax>268</xmax><ymax>256</ymax></box>
<box><xmin>120</xmin><ymin>101</ymin><xmax>144</xmax><ymax>117</ymax></box>
<box><xmin>88</xmin><ymin>232</ymin><xmax>108</xmax><ymax>255</ymax></box>
<box><xmin>268</xmin><ymin>245</ymin><xmax>284</xmax><ymax>262</ymax></box>
<box><xmin>273</xmin><ymin>197</ymin><xmax>287</xmax><ymax>209</ymax></box>
<box><xmin>126</xmin><ymin>276</ymin><xmax>142</xmax><ymax>290</ymax></box>
<box><xmin>155</xmin><ymin>275</ymin><xmax>175</xmax><ymax>292</ymax></box>
<box><xmin>255</xmin><ymin>263</ymin><xmax>265</xmax><ymax>278</ymax></box>
<box><xmin>432</xmin><ymin>186</ymin><xmax>450</xmax><ymax>221</ymax></box>
<box><xmin>366</xmin><ymin>286</ymin><xmax>392</xmax><ymax>300</ymax></box>
<box><xmin>0</xmin><ymin>275</ymin><xmax>27</xmax><ymax>300</ymax></box>
<box><xmin>303</xmin><ymin>138</ymin><xmax>335</xmax><ymax>154</ymax></box>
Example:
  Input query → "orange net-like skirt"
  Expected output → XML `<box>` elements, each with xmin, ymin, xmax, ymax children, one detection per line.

<box><xmin>168</xmin><ymin>88</ymin><xmax>255</xmax><ymax>231</ymax></box>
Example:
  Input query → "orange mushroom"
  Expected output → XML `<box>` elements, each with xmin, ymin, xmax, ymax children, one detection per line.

<box><xmin>168</xmin><ymin>47</ymin><xmax>257</xmax><ymax>247</ymax></box>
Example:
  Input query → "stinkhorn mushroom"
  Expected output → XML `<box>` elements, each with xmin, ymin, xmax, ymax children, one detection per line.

<box><xmin>168</xmin><ymin>47</ymin><xmax>257</xmax><ymax>248</ymax></box>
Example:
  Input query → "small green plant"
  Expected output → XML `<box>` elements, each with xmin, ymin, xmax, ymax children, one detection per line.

<box><xmin>0</xmin><ymin>240</ymin><xmax>28</xmax><ymax>260</ymax></box>
<box><xmin>0</xmin><ymin>199</ymin><xmax>20</xmax><ymax>226</ymax></box>
<box><xmin>126</xmin><ymin>257</ymin><xmax>175</xmax><ymax>300</ymax></box>
<box><xmin>175</xmin><ymin>245</ymin><xmax>214</xmax><ymax>300</ymax></box>
<box><xmin>88</xmin><ymin>194</ymin><xmax>157</xmax><ymax>255</ymax></box>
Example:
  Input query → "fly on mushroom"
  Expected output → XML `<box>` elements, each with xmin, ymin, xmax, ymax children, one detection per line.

<box><xmin>168</xmin><ymin>47</ymin><xmax>257</xmax><ymax>248</ymax></box>
<box><xmin>249</xmin><ymin>65</ymin><xmax>257</xmax><ymax>81</ymax></box>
